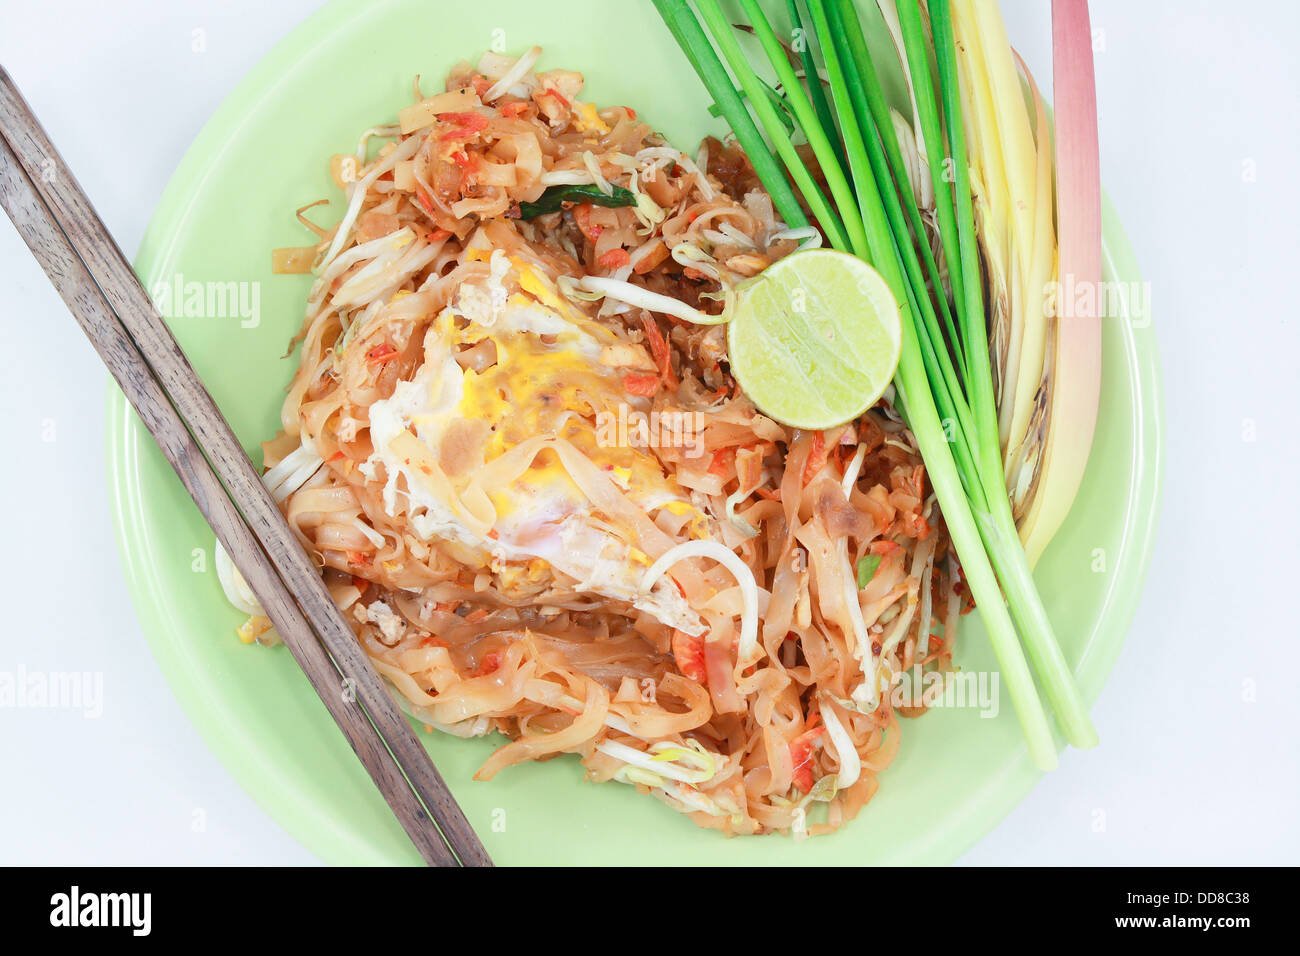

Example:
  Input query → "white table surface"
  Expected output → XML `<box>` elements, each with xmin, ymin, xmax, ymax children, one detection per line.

<box><xmin>1</xmin><ymin>0</ymin><xmax>1296</xmax><ymax>866</ymax></box>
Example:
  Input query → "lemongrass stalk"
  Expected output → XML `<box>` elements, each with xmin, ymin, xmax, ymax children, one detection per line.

<box><xmin>954</xmin><ymin>0</ymin><xmax>1043</xmax><ymax>455</ymax></box>
<box><xmin>1018</xmin><ymin>0</ymin><xmax>1103</xmax><ymax>566</ymax></box>
<box><xmin>994</xmin><ymin>39</ymin><xmax>1054</xmax><ymax>476</ymax></box>
<box><xmin>965</xmin><ymin>0</ymin><xmax>1038</xmax><ymax>284</ymax></box>
<box><xmin>1003</xmin><ymin>54</ymin><xmax>1057</xmax><ymax>519</ymax></box>
<box><xmin>947</xmin><ymin>0</ymin><xmax>1014</xmax><ymax>417</ymax></box>
<box><xmin>1021</xmin><ymin>52</ymin><xmax>1057</xmax><ymax>451</ymax></box>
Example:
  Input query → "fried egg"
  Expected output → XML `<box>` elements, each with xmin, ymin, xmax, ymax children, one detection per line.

<box><xmin>364</xmin><ymin>251</ymin><xmax>706</xmax><ymax>634</ymax></box>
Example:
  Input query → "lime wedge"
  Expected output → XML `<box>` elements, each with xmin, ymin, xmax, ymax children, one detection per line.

<box><xmin>726</xmin><ymin>249</ymin><xmax>902</xmax><ymax>430</ymax></box>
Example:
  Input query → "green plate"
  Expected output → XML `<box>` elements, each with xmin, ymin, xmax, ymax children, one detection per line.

<box><xmin>107</xmin><ymin>0</ymin><xmax>1162</xmax><ymax>865</ymax></box>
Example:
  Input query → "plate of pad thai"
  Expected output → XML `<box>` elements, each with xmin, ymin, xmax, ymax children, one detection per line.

<box><xmin>109</xmin><ymin>0</ymin><xmax>1162</xmax><ymax>864</ymax></box>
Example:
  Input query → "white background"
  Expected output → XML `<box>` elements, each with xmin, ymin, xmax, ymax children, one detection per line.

<box><xmin>0</xmin><ymin>0</ymin><xmax>1296</xmax><ymax>865</ymax></box>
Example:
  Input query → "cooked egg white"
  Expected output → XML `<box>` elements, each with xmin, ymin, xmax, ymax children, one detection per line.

<box><xmin>363</xmin><ymin>254</ymin><xmax>706</xmax><ymax>634</ymax></box>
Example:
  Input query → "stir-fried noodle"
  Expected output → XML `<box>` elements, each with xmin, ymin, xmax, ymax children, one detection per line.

<box><xmin>221</xmin><ymin>48</ymin><xmax>962</xmax><ymax>835</ymax></box>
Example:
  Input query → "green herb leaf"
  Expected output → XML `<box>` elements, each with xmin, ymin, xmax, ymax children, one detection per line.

<box><xmin>516</xmin><ymin>184</ymin><xmax>637</xmax><ymax>219</ymax></box>
<box><xmin>856</xmin><ymin>554</ymin><xmax>882</xmax><ymax>589</ymax></box>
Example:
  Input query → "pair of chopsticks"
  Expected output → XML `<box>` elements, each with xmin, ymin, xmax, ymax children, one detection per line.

<box><xmin>0</xmin><ymin>66</ymin><xmax>491</xmax><ymax>867</ymax></box>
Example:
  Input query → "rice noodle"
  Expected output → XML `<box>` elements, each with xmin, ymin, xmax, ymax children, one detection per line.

<box><xmin>227</xmin><ymin>46</ymin><xmax>957</xmax><ymax>838</ymax></box>
<box><xmin>820</xmin><ymin>700</ymin><xmax>862</xmax><ymax>790</ymax></box>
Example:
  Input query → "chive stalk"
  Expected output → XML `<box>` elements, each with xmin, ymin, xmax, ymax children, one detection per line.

<box><xmin>784</xmin><ymin>0</ymin><xmax>844</xmax><ymax>173</ymax></box>
<box><xmin>656</xmin><ymin>0</ymin><xmax>1103</xmax><ymax>764</ymax></box>
<box><xmin>691</xmin><ymin>0</ymin><xmax>852</xmax><ymax>250</ymax></box>
<box><xmin>830</xmin><ymin>0</ymin><xmax>964</xmax><ymax>360</ymax></box>
<box><xmin>656</xmin><ymin>0</ymin><xmax>808</xmax><ymax>229</ymax></box>
<box><xmin>658</xmin><ymin>0</ymin><xmax>1059</xmax><ymax>769</ymax></box>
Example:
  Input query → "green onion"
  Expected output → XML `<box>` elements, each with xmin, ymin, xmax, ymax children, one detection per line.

<box><xmin>692</xmin><ymin>0</ymin><xmax>852</xmax><ymax>250</ymax></box>
<box><xmin>784</xmin><ymin>0</ymin><xmax>846</xmax><ymax>176</ymax></box>
<box><xmin>658</xmin><ymin>0</ymin><xmax>1055</xmax><ymax>768</ymax></box>
<box><xmin>656</xmin><ymin>0</ymin><xmax>808</xmax><ymax>228</ymax></box>
<box><xmin>706</xmin><ymin>80</ymin><xmax>798</xmax><ymax>134</ymax></box>
<box><xmin>830</xmin><ymin>1</ymin><xmax>964</xmax><ymax>360</ymax></box>
<box><xmin>655</xmin><ymin>0</ymin><xmax>1101</xmax><ymax>767</ymax></box>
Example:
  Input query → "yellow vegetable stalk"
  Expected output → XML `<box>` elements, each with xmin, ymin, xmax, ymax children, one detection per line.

<box><xmin>1004</xmin><ymin>56</ymin><xmax>1057</xmax><ymax>523</ymax></box>
<box><xmin>951</xmin><ymin>0</ymin><xmax>1048</xmax><ymax>468</ymax></box>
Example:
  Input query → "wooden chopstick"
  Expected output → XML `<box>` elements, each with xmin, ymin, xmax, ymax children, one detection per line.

<box><xmin>0</xmin><ymin>131</ymin><xmax>455</xmax><ymax>866</ymax></box>
<box><xmin>0</xmin><ymin>69</ymin><xmax>491</xmax><ymax>868</ymax></box>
